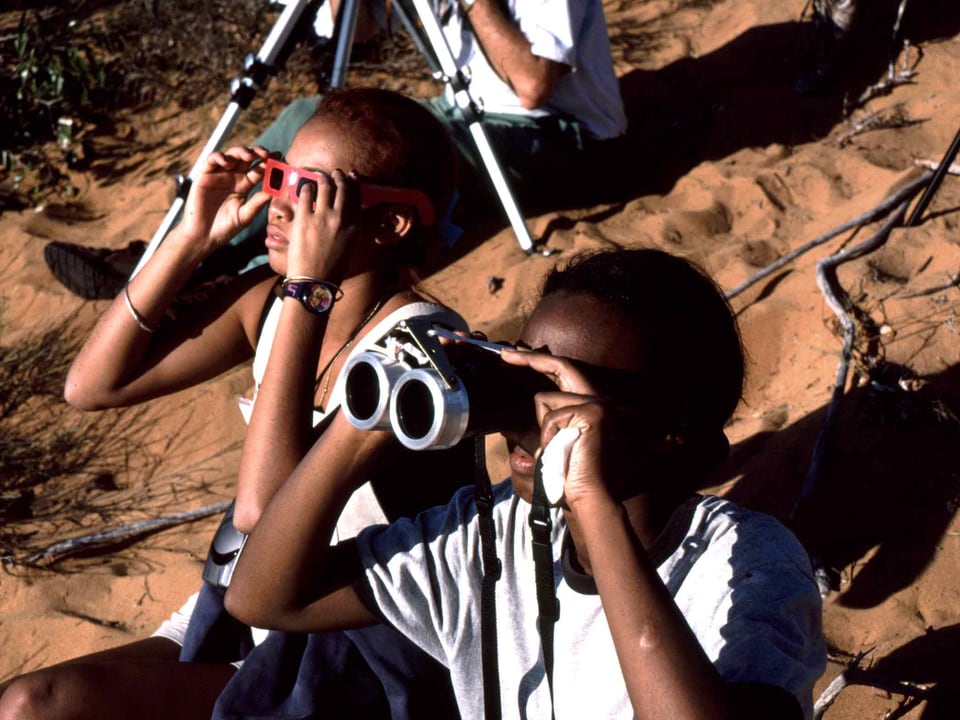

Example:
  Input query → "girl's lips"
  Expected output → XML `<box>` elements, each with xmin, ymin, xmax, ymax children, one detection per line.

<box><xmin>265</xmin><ymin>225</ymin><xmax>288</xmax><ymax>250</ymax></box>
<box><xmin>509</xmin><ymin>445</ymin><xmax>537</xmax><ymax>478</ymax></box>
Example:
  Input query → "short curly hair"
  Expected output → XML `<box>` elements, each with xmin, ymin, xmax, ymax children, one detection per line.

<box><xmin>541</xmin><ymin>248</ymin><xmax>745</xmax><ymax>472</ymax></box>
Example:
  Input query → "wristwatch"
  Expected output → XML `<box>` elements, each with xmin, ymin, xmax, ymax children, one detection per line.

<box><xmin>281</xmin><ymin>279</ymin><xmax>337</xmax><ymax>314</ymax></box>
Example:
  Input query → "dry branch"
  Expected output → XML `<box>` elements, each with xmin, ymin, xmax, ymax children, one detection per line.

<box><xmin>11</xmin><ymin>500</ymin><xmax>232</xmax><ymax>566</ymax></box>
<box><xmin>853</xmin><ymin>36</ymin><xmax>919</xmax><ymax>108</ymax></box>
<box><xmin>897</xmin><ymin>272</ymin><xmax>960</xmax><ymax>299</ymax></box>
<box><xmin>836</xmin><ymin>102</ymin><xmax>920</xmax><ymax>147</ymax></box>
<box><xmin>725</xmin><ymin>172</ymin><xmax>931</xmax><ymax>300</ymax></box>
<box><xmin>913</xmin><ymin>158</ymin><xmax>960</xmax><ymax>176</ymax></box>
<box><xmin>814</xmin><ymin>667</ymin><xmax>931</xmax><ymax>719</ymax></box>
<box><xmin>791</xmin><ymin>201</ymin><xmax>911</xmax><ymax>522</ymax></box>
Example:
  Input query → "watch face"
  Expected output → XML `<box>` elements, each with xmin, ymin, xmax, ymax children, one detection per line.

<box><xmin>305</xmin><ymin>283</ymin><xmax>334</xmax><ymax>313</ymax></box>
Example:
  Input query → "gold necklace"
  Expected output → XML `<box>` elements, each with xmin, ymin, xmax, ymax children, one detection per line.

<box><xmin>315</xmin><ymin>295</ymin><xmax>387</xmax><ymax>411</ymax></box>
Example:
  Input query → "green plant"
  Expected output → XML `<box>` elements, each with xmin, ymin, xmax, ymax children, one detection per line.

<box><xmin>2</xmin><ymin>11</ymin><xmax>108</xmax><ymax>150</ymax></box>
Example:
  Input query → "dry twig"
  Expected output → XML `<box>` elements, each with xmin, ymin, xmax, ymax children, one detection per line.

<box><xmin>913</xmin><ymin>158</ymin><xmax>960</xmax><ymax>176</ymax></box>
<box><xmin>814</xmin><ymin>667</ymin><xmax>931</xmax><ymax>719</ymax></box>
<box><xmin>853</xmin><ymin>40</ymin><xmax>919</xmax><ymax>108</ymax></box>
<box><xmin>898</xmin><ymin>272</ymin><xmax>960</xmax><ymax>299</ymax></box>
<box><xmin>725</xmin><ymin>172</ymin><xmax>932</xmax><ymax>300</ymax></box>
<box><xmin>836</xmin><ymin>102</ymin><xmax>921</xmax><ymax>147</ymax></box>
<box><xmin>791</xmin><ymin>200</ymin><xmax>913</xmax><ymax>521</ymax></box>
<box><xmin>10</xmin><ymin>500</ymin><xmax>232</xmax><ymax>566</ymax></box>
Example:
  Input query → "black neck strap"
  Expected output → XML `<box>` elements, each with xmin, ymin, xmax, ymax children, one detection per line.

<box><xmin>530</xmin><ymin>457</ymin><xmax>560</xmax><ymax>720</ymax></box>
<box><xmin>474</xmin><ymin>435</ymin><xmax>502</xmax><ymax>720</ymax></box>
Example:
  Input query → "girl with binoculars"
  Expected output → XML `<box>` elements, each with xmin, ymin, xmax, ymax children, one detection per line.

<box><xmin>227</xmin><ymin>247</ymin><xmax>828</xmax><ymax>720</ymax></box>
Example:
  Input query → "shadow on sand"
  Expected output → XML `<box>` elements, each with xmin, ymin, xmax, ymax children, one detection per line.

<box><xmin>703</xmin><ymin>357</ymin><xmax>960</xmax><ymax>708</ymax></box>
<box><xmin>617</xmin><ymin>0</ymin><xmax>960</xmax><ymax>198</ymax></box>
<box><xmin>444</xmin><ymin>0</ymin><xmax>960</xmax><ymax>263</ymax></box>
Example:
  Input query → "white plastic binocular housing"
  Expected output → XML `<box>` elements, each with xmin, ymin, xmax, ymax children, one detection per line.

<box><xmin>342</xmin><ymin>351</ymin><xmax>413</xmax><ymax>431</ymax></box>
<box><xmin>389</xmin><ymin>368</ymin><xmax>470</xmax><ymax>450</ymax></box>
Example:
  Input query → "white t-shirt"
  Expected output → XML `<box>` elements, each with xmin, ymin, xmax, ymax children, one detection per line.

<box><xmin>356</xmin><ymin>484</ymin><xmax>827</xmax><ymax>720</ymax></box>
<box><xmin>437</xmin><ymin>0</ymin><xmax>627</xmax><ymax>139</ymax></box>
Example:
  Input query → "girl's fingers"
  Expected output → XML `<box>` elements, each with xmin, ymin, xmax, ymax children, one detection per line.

<box><xmin>244</xmin><ymin>162</ymin><xmax>266</xmax><ymax>187</ymax></box>
<box><xmin>501</xmin><ymin>348</ymin><xmax>596</xmax><ymax>395</ymax></box>
<box><xmin>223</xmin><ymin>145</ymin><xmax>261</xmax><ymax>161</ymax></box>
<box><xmin>312</xmin><ymin>173</ymin><xmax>337</xmax><ymax>213</ymax></box>
<box><xmin>237</xmin><ymin>191</ymin><xmax>273</xmax><ymax>226</ymax></box>
<box><xmin>297</xmin><ymin>179</ymin><xmax>318</xmax><ymax>215</ymax></box>
<box><xmin>205</xmin><ymin>152</ymin><xmax>230</xmax><ymax>170</ymax></box>
<box><xmin>330</xmin><ymin>169</ymin><xmax>360</xmax><ymax>218</ymax></box>
<box><xmin>205</xmin><ymin>146</ymin><xmax>269</xmax><ymax>176</ymax></box>
<box><xmin>533</xmin><ymin>390</ymin><xmax>601</xmax><ymax>429</ymax></box>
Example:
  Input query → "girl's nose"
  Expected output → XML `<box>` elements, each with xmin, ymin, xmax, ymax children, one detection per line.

<box><xmin>269</xmin><ymin>197</ymin><xmax>294</xmax><ymax>223</ymax></box>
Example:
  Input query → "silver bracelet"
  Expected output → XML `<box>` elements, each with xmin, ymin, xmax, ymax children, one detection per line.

<box><xmin>123</xmin><ymin>284</ymin><xmax>155</xmax><ymax>333</ymax></box>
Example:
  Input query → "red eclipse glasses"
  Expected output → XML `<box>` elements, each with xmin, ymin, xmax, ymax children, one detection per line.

<box><xmin>262</xmin><ymin>158</ymin><xmax>436</xmax><ymax>227</ymax></box>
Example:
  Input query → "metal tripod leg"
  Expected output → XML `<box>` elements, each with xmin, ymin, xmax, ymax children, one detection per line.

<box><xmin>330</xmin><ymin>0</ymin><xmax>360</xmax><ymax>87</ymax></box>
<box><xmin>132</xmin><ymin>0</ymin><xmax>320</xmax><ymax>277</ymax></box>
<box><xmin>403</xmin><ymin>0</ymin><xmax>536</xmax><ymax>253</ymax></box>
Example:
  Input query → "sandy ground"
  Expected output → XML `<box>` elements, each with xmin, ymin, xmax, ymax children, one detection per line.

<box><xmin>2</xmin><ymin>0</ymin><xmax>960</xmax><ymax>717</ymax></box>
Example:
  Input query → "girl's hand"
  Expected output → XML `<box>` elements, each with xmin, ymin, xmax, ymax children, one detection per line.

<box><xmin>501</xmin><ymin>349</ymin><xmax>616</xmax><ymax>507</ymax></box>
<box><xmin>285</xmin><ymin>169</ymin><xmax>361</xmax><ymax>283</ymax></box>
<box><xmin>180</xmin><ymin>145</ymin><xmax>273</xmax><ymax>251</ymax></box>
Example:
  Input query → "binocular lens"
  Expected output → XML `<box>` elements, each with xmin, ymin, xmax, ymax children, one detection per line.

<box><xmin>394</xmin><ymin>380</ymin><xmax>435</xmax><ymax>441</ymax></box>
<box><xmin>344</xmin><ymin>352</ymin><xmax>406</xmax><ymax>430</ymax></box>
<box><xmin>346</xmin><ymin>361</ymin><xmax>380</xmax><ymax>422</ymax></box>
<box><xmin>390</xmin><ymin>369</ymin><xmax>469</xmax><ymax>451</ymax></box>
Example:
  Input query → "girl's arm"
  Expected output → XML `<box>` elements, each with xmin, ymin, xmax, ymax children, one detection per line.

<box><xmin>64</xmin><ymin>146</ymin><xmax>274</xmax><ymax>410</ymax></box>
<box><xmin>464</xmin><ymin>0</ymin><xmax>567</xmax><ymax>109</ymax></box>
<box><xmin>566</xmin><ymin>475</ymin><xmax>737</xmax><ymax>720</ymax></box>
<box><xmin>233</xmin><ymin>289</ymin><xmax>416</xmax><ymax>532</ymax></box>
<box><xmin>225</xmin><ymin>410</ymin><xmax>387</xmax><ymax>631</ymax></box>
<box><xmin>232</xmin><ymin>168</ymin><xmax>401</xmax><ymax>531</ymax></box>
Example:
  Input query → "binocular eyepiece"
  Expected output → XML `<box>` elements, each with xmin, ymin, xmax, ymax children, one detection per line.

<box><xmin>342</xmin><ymin>320</ymin><xmax>555</xmax><ymax>450</ymax></box>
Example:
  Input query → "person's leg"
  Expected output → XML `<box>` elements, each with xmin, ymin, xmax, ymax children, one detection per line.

<box><xmin>178</xmin><ymin>583</ymin><xmax>254</xmax><ymax>664</ymax></box>
<box><xmin>0</xmin><ymin>638</ymin><xmax>235</xmax><ymax>720</ymax></box>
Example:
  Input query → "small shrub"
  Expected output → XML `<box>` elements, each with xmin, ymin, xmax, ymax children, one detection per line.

<box><xmin>1</xmin><ymin>11</ymin><xmax>110</xmax><ymax>151</ymax></box>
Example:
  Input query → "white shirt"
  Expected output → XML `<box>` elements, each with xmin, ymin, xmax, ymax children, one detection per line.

<box><xmin>357</xmin><ymin>485</ymin><xmax>827</xmax><ymax>719</ymax></box>
<box><xmin>439</xmin><ymin>0</ymin><xmax>627</xmax><ymax>139</ymax></box>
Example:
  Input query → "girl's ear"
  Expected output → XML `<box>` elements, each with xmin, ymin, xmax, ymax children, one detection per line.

<box><xmin>372</xmin><ymin>204</ymin><xmax>416</xmax><ymax>246</ymax></box>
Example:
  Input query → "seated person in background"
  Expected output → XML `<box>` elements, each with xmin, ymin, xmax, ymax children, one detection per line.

<box><xmin>0</xmin><ymin>87</ymin><xmax>467</xmax><ymax>720</ymax></box>
<box><xmin>45</xmin><ymin>0</ymin><xmax>627</xmax><ymax>298</ymax></box>
<box><xmin>226</xmin><ymin>247</ymin><xmax>828</xmax><ymax>719</ymax></box>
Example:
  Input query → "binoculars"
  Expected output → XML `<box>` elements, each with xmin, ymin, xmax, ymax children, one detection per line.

<box><xmin>342</xmin><ymin>318</ymin><xmax>555</xmax><ymax>450</ymax></box>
